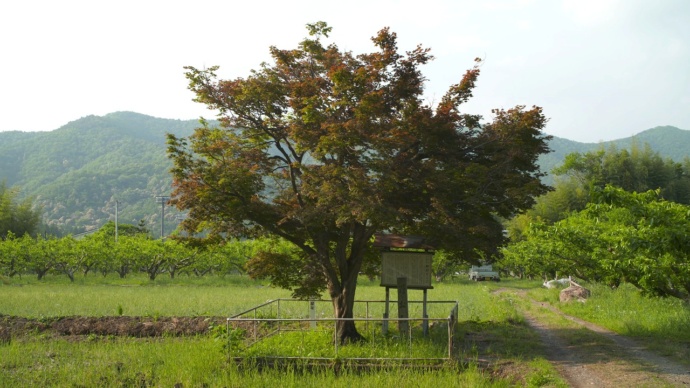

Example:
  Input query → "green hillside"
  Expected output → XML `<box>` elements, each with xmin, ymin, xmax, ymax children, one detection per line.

<box><xmin>538</xmin><ymin>125</ymin><xmax>690</xmax><ymax>183</ymax></box>
<box><xmin>0</xmin><ymin>112</ymin><xmax>200</xmax><ymax>234</ymax></box>
<box><xmin>1</xmin><ymin>112</ymin><xmax>688</xmax><ymax>235</ymax></box>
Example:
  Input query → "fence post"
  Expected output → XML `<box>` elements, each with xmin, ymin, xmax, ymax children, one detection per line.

<box><xmin>365</xmin><ymin>301</ymin><xmax>369</xmax><ymax>333</ymax></box>
<box><xmin>408</xmin><ymin>318</ymin><xmax>413</xmax><ymax>356</ymax></box>
<box><xmin>309</xmin><ymin>300</ymin><xmax>316</xmax><ymax>329</ymax></box>
<box><xmin>448</xmin><ymin>315</ymin><xmax>452</xmax><ymax>359</ymax></box>
<box><xmin>277</xmin><ymin>299</ymin><xmax>281</xmax><ymax>332</ymax></box>
<box><xmin>448</xmin><ymin>304</ymin><xmax>457</xmax><ymax>359</ymax></box>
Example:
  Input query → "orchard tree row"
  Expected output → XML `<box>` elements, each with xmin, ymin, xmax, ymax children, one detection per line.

<box><xmin>0</xmin><ymin>224</ymin><xmax>294</xmax><ymax>281</ymax></box>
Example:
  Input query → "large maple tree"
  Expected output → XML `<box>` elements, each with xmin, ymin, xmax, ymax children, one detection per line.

<box><xmin>167</xmin><ymin>22</ymin><xmax>551</xmax><ymax>343</ymax></box>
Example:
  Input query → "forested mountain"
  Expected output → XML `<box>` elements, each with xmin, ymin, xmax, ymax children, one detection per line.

<box><xmin>0</xmin><ymin>112</ymin><xmax>200</xmax><ymax>235</ymax></box>
<box><xmin>538</xmin><ymin>125</ymin><xmax>690</xmax><ymax>181</ymax></box>
<box><xmin>0</xmin><ymin>112</ymin><xmax>688</xmax><ymax>235</ymax></box>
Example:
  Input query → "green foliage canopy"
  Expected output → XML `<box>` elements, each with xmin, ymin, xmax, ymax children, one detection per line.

<box><xmin>167</xmin><ymin>22</ymin><xmax>552</xmax><ymax>341</ymax></box>
<box><xmin>0</xmin><ymin>227</ymin><xmax>297</xmax><ymax>282</ymax></box>
<box><xmin>0</xmin><ymin>181</ymin><xmax>41</xmax><ymax>238</ymax></box>
<box><xmin>553</xmin><ymin>143</ymin><xmax>690</xmax><ymax>204</ymax></box>
<box><xmin>507</xmin><ymin>142</ymin><xmax>690</xmax><ymax>241</ymax></box>
<box><xmin>503</xmin><ymin>186</ymin><xmax>690</xmax><ymax>300</ymax></box>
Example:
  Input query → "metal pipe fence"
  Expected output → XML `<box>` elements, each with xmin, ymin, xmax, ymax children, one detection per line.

<box><xmin>227</xmin><ymin>299</ymin><xmax>459</xmax><ymax>362</ymax></box>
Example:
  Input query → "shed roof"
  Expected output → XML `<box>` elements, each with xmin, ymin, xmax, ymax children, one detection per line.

<box><xmin>373</xmin><ymin>233</ymin><xmax>435</xmax><ymax>250</ymax></box>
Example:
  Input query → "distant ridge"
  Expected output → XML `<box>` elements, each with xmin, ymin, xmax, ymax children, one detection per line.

<box><xmin>0</xmin><ymin>112</ymin><xmax>688</xmax><ymax>233</ymax></box>
<box><xmin>617</xmin><ymin>126</ymin><xmax>690</xmax><ymax>160</ymax></box>
<box><xmin>538</xmin><ymin>125</ymin><xmax>690</xmax><ymax>181</ymax></box>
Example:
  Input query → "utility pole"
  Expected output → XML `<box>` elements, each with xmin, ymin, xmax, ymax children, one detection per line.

<box><xmin>155</xmin><ymin>195</ymin><xmax>170</xmax><ymax>240</ymax></box>
<box><xmin>115</xmin><ymin>200</ymin><xmax>120</xmax><ymax>243</ymax></box>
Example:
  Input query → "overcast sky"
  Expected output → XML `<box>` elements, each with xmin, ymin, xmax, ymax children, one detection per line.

<box><xmin>1</xmin><ymin>0</ymin><xmax>688</xmax><ymax>143</ymax></box>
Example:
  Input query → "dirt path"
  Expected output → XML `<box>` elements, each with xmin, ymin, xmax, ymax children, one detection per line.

<box><xmin>496</xmin><ymin>289</ymin><xmax>690</xmax><ymax>387</ymax></box>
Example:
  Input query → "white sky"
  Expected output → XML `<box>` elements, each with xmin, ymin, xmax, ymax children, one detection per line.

<box><xmin>1</xmin><ymin>0</ymin><xmax>688</xmax><ymax>143</ymax></box>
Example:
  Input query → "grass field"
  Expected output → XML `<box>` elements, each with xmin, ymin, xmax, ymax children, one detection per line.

<box><xmin>0</xmin><ymin>335</ymin><xmax>510</xmax><ymax>388</ymax></box>
<box><xmin>2</xmin><ymin>273</ymin><xmax>687</xmax><ymax>386</ymax></box>
<box><xmin>0</xmin><ymin>274</ymin><xmax>294</xmax><ymax>318</ymax></box>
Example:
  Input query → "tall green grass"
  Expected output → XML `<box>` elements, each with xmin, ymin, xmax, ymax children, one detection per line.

<box><xmin>0</xmin><ymin>274</ymin><xmax>293</xmax><ymax>317</ymax></box>
<box><xmin>238</xmin><ymin>329</ymin><xmax>450</xmax><ymax>359</ymax></box>
<box><xmin>0</xmin><ymin>336</ymin><xmax>512</xmax><ymax>387</ymax></box>
<box><xmin>0</xmin><ymin>275</ymin><xmax>568</xmax><ymax>386</ymax></box>
<box><xmin>0</xmin><ymin>274</ymin><xmax>520</xmax><ymax>321</ymax></box>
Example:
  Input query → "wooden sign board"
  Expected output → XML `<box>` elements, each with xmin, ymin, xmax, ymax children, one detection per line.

<box><xmin>380</xmin><ymin>251</ymin><xmax>433</xmax><ymax>289</ymax></box>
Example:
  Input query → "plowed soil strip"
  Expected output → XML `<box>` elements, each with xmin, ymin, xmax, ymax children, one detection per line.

<box><xmin>0</xmin><ymin>315</ymin><xmax>227</xmax><ymax>338</ymax></box>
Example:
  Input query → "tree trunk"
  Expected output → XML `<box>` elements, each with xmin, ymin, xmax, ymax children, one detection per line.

<box><xmin>36</xmin><ymin>268</ymin><xmax>49</xmax><ymax>280</ymax></box>
<box><xmin>332</xmin><ymin>277</ymin><xmax>364</xmax><ymax>344</ymax></box>
<box><xmin>194</xmin><ymin>267</ymin><xmax>213</xmax><ymax>277</ymax></box>
<box><xmin>148</xmin><ymin>267</ymin><xmax>159</xmax><ymax>281</ymax></box>
<box><xmin>117</xmin><ymin>266</ymin><xmax>128</xmax><ymax>278</ymax></box>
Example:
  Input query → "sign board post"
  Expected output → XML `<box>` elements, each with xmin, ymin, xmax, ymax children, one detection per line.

<box><xmin>380</xmin><ymin>250</ymin><xmax>433</xmax><ymax>336</ymax></box>
<box><xmin>397</xmin><ymin>277</ymin><xmax>409</xmax><ymax>334</ymax></box>
<box><xmin>423</xmin><ymin>288</ymin><xmax>428</xmax><ymax>336</ymax></box>
<box><xmin>383</xmin><ymin>287</ymin><xmax>390</xmax><ymax>334</ymax></box>
<box><xmin>380</xmin><ymin>251</ymin><xmax>432</xmax><ymax>289</ymax></box>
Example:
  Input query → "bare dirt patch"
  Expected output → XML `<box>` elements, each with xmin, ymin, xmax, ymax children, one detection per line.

<box><xmin>495</xmin><ymin>289</ymin><xmax>690</xmax><ymax>387</ymax></box>
<box><xmin>0</xmin><ymin>315</ymin><xmax>227</xmax><ymax>338</ymax></box>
